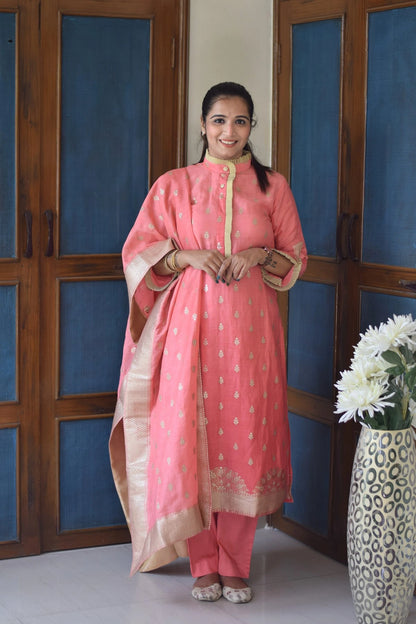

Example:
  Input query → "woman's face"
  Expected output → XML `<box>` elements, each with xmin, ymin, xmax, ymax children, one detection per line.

<box><xmin>201</xmin><ymin>96</ymin><xmax>251</xmax><ymax>161</ymax></box>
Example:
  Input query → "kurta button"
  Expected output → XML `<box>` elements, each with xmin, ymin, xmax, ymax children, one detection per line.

<box><xmin>220</xmin><ymin>183</ymin><xmax>225</xmax><ymax>188</ymax></box>
<box><xmin>220</xmin><ymin>193</ymin><xmax>224</xmax><ymax>199</ymax></box>
<box><xmin>223</xmin><ymin>166</ymin><xmax>228</xmax><ymax>171</ymax></box>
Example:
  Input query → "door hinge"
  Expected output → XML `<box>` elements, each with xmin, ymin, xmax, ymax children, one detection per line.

<box><xmin>171</xmin><ymin>37</ymin><xmax>176</xmax><ymax>69</ymax></box>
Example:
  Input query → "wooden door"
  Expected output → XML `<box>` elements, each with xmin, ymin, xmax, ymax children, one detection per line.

<box><xmin>273</xmin><ymin>0</ymin><xmax>416</xmax><ymax>563</ymax></box>
<box><xmin>0</xmin><ymin>0</ymin><xmax>41</xmax><ymax>558</ymax></box>
<box><xmin>39</xmin><ymin>0</ymin><xmax>188</xmax><ymax>553</ymax></box>
<box><xmin>0</xmin><ymin>0</ymin><xmax>188</xmax><ymax>559</ymax></box>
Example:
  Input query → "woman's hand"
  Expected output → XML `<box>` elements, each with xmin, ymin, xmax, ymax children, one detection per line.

<box><xmin>177</xmin><ymin>249</ymin><xmax>226</xmax><ymax>281</ymax></box>
<box><xmin>217</xmin><ymin>248</ymin><xmax>265</xmax><ymax>284</ymax></box>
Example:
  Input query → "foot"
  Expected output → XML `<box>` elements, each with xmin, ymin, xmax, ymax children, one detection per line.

<box><xmin>220</xmin><ymin>576</ymin><xmax>252</xmax><ymax>603</ymax></box>
<box><xmin>220</xmin><ymin>575</ymin><xmax>248</xmax><ymax>589</ymax></box>
<box><xmin>191</xmin><ymin>573</ymin><xmax>222</xmax><ymax>602</ymax></box>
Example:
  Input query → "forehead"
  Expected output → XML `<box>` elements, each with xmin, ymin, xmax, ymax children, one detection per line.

<box><xmin>207</xmin><ymin>96</ymin><xmax>250</xmax><ymax>117</ymax></box>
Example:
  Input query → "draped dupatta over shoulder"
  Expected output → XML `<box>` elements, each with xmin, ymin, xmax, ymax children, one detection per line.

<box><xmin>110</xmin><ymin>154</ymin><xmax>307</xmax><ymax>575</ymax></box>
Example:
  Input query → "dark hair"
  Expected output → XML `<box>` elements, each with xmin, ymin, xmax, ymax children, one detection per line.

<box><xmin>198</xmin><ymin>82</ymin><xmax>272</xmax><ymax>193</ymax></box>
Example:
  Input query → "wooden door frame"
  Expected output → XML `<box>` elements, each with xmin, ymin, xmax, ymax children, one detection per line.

<box><xmin>271</xmin><ymin>0</ymin><xmax>358</xmax><ymax>562</ymax></box>
<box><xmin>0</xmin><ymin>0</ymin><xmax>189</xmax><ymax>561</ymax></box>
<box><xmin>272</xmin><ymin>0</ymin><xmax>416</xmax><ymax>563</ymax></box>
<box><xmin>0</xmin><ymin>0</ymin><xmax>41</xmax><ymax>559</ymax></box>
<box><xmin>38</xmin><ymin>0</ymin><xmax>189</xmax><ymax>553</ymax></box>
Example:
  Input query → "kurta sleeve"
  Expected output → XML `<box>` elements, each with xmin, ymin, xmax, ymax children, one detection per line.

<box><xmin>122</xmin><ymin>174</ymin><xmax>181</xmax><ymax>318</ymax></box>
<box><xmin>119</xmin><ymin>172</ymin><xmax>186</xmax><ymax>365</ymax></box>
<box><xmin>261</xmin><ymin>175</ymin><xmax>307</xmax><ymax>291</ymax></box>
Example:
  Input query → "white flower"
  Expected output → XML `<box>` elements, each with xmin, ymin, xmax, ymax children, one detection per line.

<box><xmin>382</xmin><ymin>314</ymin><xmax>416</xmax><ymax>350</ymax></box>
<box><xmin>349</xmin><ymin>356</ymin><xmax>389</xmax><ymax>385</ymax></box>
<box><xmin>353</xmin><ymin>324</ymin><xmax>391</xmax><ymax>359</ymax></box>
<box><xmin>354</xmin><ymin>315</ymin><xmax>416</xmax><ymax>360</ymax></box>
<box><xmin>335</xmin><ymin>377</ymin><xmax>394</xmax><ymax>423</ymax></box>
<box><xmin>336</xmin><ymin>314</ymin><xmax>416</xmax><ymax>429</ymax></box>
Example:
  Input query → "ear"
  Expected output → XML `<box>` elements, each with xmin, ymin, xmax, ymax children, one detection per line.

<box><xmin>200</xmin><ymin>116</ymin><xmax>206</xmax><ymax>136</ymax></box>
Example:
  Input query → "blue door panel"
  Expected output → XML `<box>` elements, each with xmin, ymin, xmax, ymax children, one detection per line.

<box><xmin>363</xmin><ymin>7</ymin><xmax>416</xmax><ymax>268</ymax></box>
<box><xmin>60</xmin><ymin>16</ymin><xmax>150</xmax><ymax>255</ymax></box>
<box><xmin>287</xmin><ymin>281</ymin><xmax>336</xmax><ymax>399</ymax></box>
<box><xmin>0</xmin><ymin>428</ymin><xmax>18</xmax><ymax>541</ymax></box>
<box><xmin>361</xmin><ymin>291</ymin><xmax>416</xmax><ymax>334</ymax></box>
<box><xmin>56</xmin><ymin>12</ymin><xmax>152</xmax><ymax>539</ymax></box>
<box><xmin>291</xmin><ymin>19</ymin><xmax>341</xmax><ymax>258</ymax></box>
<box><xmin>59</xmin><ymin>280</ymin><xmax>129</xmax><ymax>396</ymax></box>
<box><xmin>0</xmin><ymin>285</ymin><xmax>17</xmax><ymax>402</ymax></box>
<box><xmin>284</xmin><ymin>413</ymin><xmax>331</xmax><ymax>536</ymax></box>
<box><xmin>0</xmin><ymin>12</ymin><xmax>16</xmax><ymax>259</ymax></box>
<box><xmin>59</xmin><ymin>418</ymin><xmax>125</xmax><ymax>531</ymax></box>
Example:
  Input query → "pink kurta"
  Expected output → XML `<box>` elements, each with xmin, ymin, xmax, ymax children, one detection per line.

<box><xmin>110</xmin><ymin>153</ymin><xmax>307</xmax><ymax>575</ymax></box>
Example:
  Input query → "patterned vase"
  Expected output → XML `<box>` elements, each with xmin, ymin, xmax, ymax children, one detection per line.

<box><xmin>347</xmin><ymin>427</ymin><xmax>416</xmax><ymax>624</ymax></box>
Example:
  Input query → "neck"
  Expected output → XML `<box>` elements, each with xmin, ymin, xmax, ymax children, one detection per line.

<box><xmin>205</xmin><ymin>150</ymin><xmax>251</xmax><ymax>165</ymax></box>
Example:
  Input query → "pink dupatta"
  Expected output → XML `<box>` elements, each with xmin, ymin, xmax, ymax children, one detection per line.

<box><xmin>110</xmin><ymin>219</ymin><xmax>212</xmax><ymax>576</ymax></box>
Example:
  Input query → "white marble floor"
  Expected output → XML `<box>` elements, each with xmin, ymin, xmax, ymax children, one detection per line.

<box><xmin>0</xmin><ymin>528</ymin><xmax>415</xmax><ymax>624</ymax></box>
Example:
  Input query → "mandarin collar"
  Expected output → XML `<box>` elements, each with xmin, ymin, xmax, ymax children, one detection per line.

<box><xmin>203</xmin><ymin>151</ymin><xmax>252</xmax><ymax>173</ymax></box>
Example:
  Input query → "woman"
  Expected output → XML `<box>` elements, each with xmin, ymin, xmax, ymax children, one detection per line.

<box><xmin>110</xmin><ymin>82</ymin><xmax>307</xmax><ymax>603</ymax></box>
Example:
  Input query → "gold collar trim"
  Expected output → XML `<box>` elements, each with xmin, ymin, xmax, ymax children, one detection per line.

<box><xmin>204</xmin><ymin>151</ymin><xmax>251</xmax><ymax>166</ymax></box>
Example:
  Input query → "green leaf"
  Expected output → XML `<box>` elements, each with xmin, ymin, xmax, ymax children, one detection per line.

<box><xmin>403</xmin><ymin>411</ymin><xmax>413</xmax><ymax>429</ymax></box>
<box><xmin>362</xmin><ymin>413</ymin><xmax>387</xmax><ymax>429</ymax></box>
<box><xmin>382</xmin><ymin>349</ymin><xmax>403</xmax><ymax>366</ymax></box>
<box><xmin>362</xmin><ymin>410</ymin><xmax>388</xmax><ymax>430</ymax></box>
<box><xmin>385</xmin><ymin>365</ymin><xmax>405</xmax><ymax>377</ymax></box>
<box><xmin>399</xmin><ymin>344</ymin><xmax>414</xmax><ymax>364</ymax></box>
<box><xmin>405</xmin><ymin>366</ymin><xmax>416</xmax><ymax>391</ymax></box>
<box><xmin>383</xmin><ymin>401</ymin><xmax>406</xmax><ymax>430</ymax></box>
<box><xmin>386</xmin><ymin>384</ymin><xmax>403</xmax><ymax>406</ymax></box>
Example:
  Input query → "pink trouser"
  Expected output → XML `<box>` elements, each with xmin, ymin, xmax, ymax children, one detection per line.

<box><xmin>187</xmin><ymin>512</ymin><xmax>258</xmax><ymax>578</ymax></box>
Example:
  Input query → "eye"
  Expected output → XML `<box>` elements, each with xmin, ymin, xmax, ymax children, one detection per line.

<box><xmin>213</xmin><ymin>118</ymin><xmax>225</xmax><ymax>124</ymax></box>
<box><xmin>236</xmin><ymin>118</ymin><xmax>248</xmax><ymax>125</ymax></box>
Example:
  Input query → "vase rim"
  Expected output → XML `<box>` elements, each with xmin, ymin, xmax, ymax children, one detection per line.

<box><xmin>360</xmin><ymin>426</ymin><xmax>411</xmax><ymax>432</ymax></box>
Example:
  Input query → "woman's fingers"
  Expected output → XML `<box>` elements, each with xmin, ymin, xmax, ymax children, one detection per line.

<box><xmin>183</xmin><ymin>249</ymin><xmax>225</xmax><ymax>280</ymax></box>
<box><xmin>203</xmin><ymin>250</ymin><xmax>225</xmax><ymax>279</ymax></box>
<box><xmin>181</xmin><ymin>248</ymin><xmax>263</xmax><ymax>283</ymax></box>
<box><xmin>217</xmin><ymin>249</ymin><xmax>263</xmax><ymax>284</ymax></box>
<box><xmin>217</xmin><ymin>257</ymin><xmax>233</xmax><ymax>283</ymax></box>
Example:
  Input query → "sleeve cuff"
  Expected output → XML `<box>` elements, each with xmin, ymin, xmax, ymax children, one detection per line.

<box><xmin>145</xmin><ymin>267</ymin><xmax>178</xmax><ymax>292</ymax></box>
<box><xmin>261</xmin><ymin>249</ymin><xmax>303</xmax><ymax>292</ymax></box>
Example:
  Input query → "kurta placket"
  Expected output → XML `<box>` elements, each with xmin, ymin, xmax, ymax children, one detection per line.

<box><xmin>223</xmin><ymin>162</ymin><xmax>236</xmax><ymax>257</ymax></box>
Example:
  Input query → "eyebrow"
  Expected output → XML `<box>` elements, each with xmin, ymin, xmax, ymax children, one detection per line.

<box><xmin>209</xmin><ymin>113</ymin><xmax>250</xmax><ymax>120</ymax></box>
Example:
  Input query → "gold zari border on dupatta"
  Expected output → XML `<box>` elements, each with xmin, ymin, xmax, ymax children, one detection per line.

<box><xmin>110</xmin><ymin>240</ymin><xmax>212</xmax><ymax>575</ymax></box>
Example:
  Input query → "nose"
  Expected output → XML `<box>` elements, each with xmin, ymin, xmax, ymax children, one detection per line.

<box><xmin>222</xmin><ymin>121</ymin><xmax>234</xmax><ymax>136</ymax></box>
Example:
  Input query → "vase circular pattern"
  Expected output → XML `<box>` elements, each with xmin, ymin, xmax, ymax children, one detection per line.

<box><xmin>348</xmin><ymin>427</ymin><xmax>416</xmax><ymax>624</ymax></box>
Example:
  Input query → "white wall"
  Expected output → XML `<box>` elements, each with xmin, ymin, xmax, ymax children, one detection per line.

<box><xmin>187</xmin><ymin>0</ymin><xmax>274</xmax><ymax>166</ymax></box>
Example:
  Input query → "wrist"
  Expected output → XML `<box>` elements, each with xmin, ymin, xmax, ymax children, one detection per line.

<box><xmin>164</xmin><ymin>249</ymin><xmax>183</xmax><ymax>273</ymax></box>
<box><xmin>175</xmin><ymin>250</ymin><xmax>191</xmax><ymax>271</ymax></box>
<box><xmin>259</xmin><ymin>246</ymin><xmax>273</xmax><ymax>266</ymax></box>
